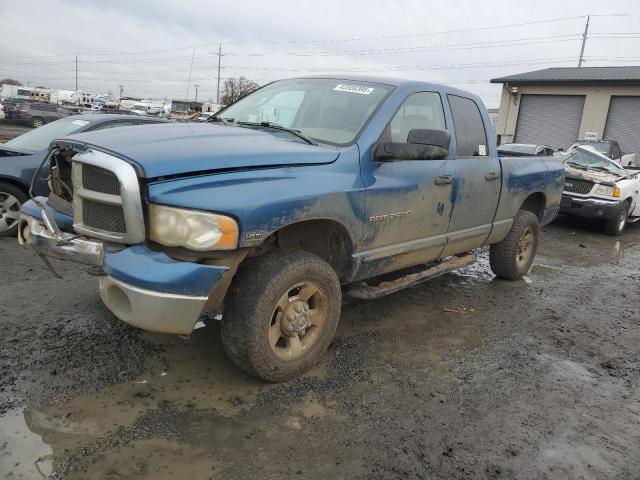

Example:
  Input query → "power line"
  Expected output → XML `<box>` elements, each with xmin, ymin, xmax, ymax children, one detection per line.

<box><xmin>0</xmin><ymin>36</ymin><xmax>583</xmax><ymax>66</ymax></box>
<box><xmin>0</xmin><ymin>14</ymin><xmax>609</xmax><ymax>61</ymax></box>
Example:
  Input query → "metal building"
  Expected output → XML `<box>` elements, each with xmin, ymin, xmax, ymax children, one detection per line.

<box><xmin>491</xmin><ymin>66</ymin><xmax>640</xmax><ymax>154</ymax></box>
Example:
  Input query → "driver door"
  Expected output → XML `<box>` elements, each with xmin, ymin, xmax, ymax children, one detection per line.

<box><xmin>360</xmin><ymin>91</ymin><xmax>455</xmax><ymax>275</ymax></box>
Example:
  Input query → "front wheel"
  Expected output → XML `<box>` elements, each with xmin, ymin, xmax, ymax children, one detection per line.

<box><xmin>31</xmin><ymin>116</ymin><xmax>44</xmax><ymax>128</ymax></box>
<box><xmin>221</xmin><ymin>250</ymin><xmax>342</xmax><ymax>382</ymax></box>
<box><xmin>603</xmin><ymin>201</ymin><xmax>629</xmax><ymax>236</ymax></box>
<box><xmin>0</xmin><ymin>182</ymin><xmax>28</xmax><ymax>237</ymax></box>
<box><xmin>489</xmin><ymin>210</ymin><xmax>540</xmax><ymax>280</ymax></box>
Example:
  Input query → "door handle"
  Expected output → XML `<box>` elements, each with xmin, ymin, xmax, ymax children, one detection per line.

<box><xmin>434</xmin><ymin>175</ymin><xmax>453</xmax><ymax>185</ymax></box>
<box><xmin>485</xmin><ymin>172</ymin><xmax>500</xmax><ymax>181</ymax></box>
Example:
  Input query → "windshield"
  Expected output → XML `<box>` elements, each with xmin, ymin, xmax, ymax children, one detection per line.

<box><xmin>572</xmin><ymin>141</ymin><xmax>610</xmax><ymax>154</ymax></box>
<box><xmin>218</xmin><ymin>78</ymin><xmax>392</xmax><ymax>144</ymax></box>
<box><xmin>3</xmin><ymin>117</ymin><xmax>91</xmax><ymax>151</ymax></box>
<box><xmin>564</xmin><ymin>148</ymin><xmax>627</xmax><ymax>176</ymax></box>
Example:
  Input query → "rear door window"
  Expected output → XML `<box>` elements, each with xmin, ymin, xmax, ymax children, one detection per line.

<box><xmin>447</xmin><ymin>95</ymin><xmax>488</xmax><ymax>157</ymax></box>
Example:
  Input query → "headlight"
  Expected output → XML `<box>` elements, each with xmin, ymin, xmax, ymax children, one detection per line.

<box><xmin>594</xmin><ymin>185</ymin><xmax>621</xmax><ymax>197</ymax></box>
<box><xmin>149</xmin><ymin>204</ymin><xmax>238</xmax><ymax>251</ymax></box>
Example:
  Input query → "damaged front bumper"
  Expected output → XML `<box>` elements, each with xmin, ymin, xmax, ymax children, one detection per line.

<box><xmin>560</xmin><ymin>194</ymin><xmax>623</xmax><ymax>220</ymax></box>
<box><xmin>19</xmin><ymin>199</ymin><xmax>228</xmax><ymax>335</ymax></box>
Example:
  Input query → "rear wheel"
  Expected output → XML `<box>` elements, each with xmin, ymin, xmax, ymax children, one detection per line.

<box><xmin>31</xmin><ymin>116</ymin><xmax>44</xmax><ymax>128</ymax></box>
<box><xmin>0</xmin><ymin>182</ymin><xmax>27</xmax><ymax>237</ymax></box>
<box><xmin>489</xmin><ymin>210</ymin><xmax>539</xmax><ymax>280</ymax></box>
<box><xmin>221</xmin><ymin>250</ymin><xmax>341</xmax><ymax>382</ymax></box>
<box><xmin>603</xmin><ymin>201</ymin><xmax>630</xmax><ymax>236</ymax></box>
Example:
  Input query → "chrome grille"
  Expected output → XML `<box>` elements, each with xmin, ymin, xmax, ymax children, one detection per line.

<box><xmin>564</xmin><ymin>178</ymin><xmax>593</xmax><ymax>194</ymax></box>
<box><xmin>82</xmin><ymin>199</ymin><xmax>126</xmax><ymax>233</ymax></box>
<box><xmin>71</xmin><ymin>150</ymin><xmax>145</xmax><ymax>244</ymax></box>
<box><xmin>82</xmin><ymin>164</ymin><xmax>120</xmax><ymax>195</ymax></box>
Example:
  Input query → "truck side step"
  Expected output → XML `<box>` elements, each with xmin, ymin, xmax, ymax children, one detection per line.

<box><xmin>346</xmin><ymin>252</ymin><xmax>475</xmax><ymax>300</ymax></box>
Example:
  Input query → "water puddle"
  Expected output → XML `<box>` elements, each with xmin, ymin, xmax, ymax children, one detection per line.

<box><xmin>0</xmin><ymin>408</ymin><xmax>54</xmax><ymax>479</ymax></box>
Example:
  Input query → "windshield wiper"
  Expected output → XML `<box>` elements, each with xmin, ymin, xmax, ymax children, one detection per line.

<box><xmin>237</xmin><ymin>121</ymin><xmax>317</xmax><ymax>146</ymax></box>
<box><xmin>587</xmin><ymin>166</ymin><xmax>616</xmax><ymax>173</ymax></box>
<box><xmin>566</xmin><ymin>161</ymin><xmax>588</xmax><ymax>170</ymax></box>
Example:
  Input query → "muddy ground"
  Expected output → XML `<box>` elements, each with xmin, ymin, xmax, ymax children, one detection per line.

<box><xmin>1</xmin><ymin>216</ymin><xmax>639</xmax><ymax>479</ymax></box>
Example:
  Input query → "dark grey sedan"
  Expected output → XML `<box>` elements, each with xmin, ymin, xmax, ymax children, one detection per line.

<box><xmin>0</xmin><ymin>114</ymin><xmax>167</xmax><ymax>236</ymax></box>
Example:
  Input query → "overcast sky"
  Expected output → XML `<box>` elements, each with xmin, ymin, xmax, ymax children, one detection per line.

<box><xmin>1</xmin><ymin>0</ymin><xmax>639</xmax><ymax>107</ymax></box>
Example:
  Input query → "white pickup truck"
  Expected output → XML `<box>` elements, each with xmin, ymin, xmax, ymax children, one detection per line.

<box><xmin>560</xmin><ymin>145</ymin><xmax>640</xmax><ymax>235</ymax></box>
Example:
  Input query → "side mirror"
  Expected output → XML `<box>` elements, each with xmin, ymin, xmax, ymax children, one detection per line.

<box><xmin>375</xmin><ymin>128</ymin><xmax>451</xmax><ymax>162</ymax></box>
<box><xmin>621</xmin><ymin>153</ymin><xmax>635</xmax><ymax>167</ymax></box>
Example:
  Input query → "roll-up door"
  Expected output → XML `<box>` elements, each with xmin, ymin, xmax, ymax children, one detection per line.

<box><xmin>603</xmin><ymin>96</ymin><xmax>640</xmax><ymax>155</ymax></box>
<box><xmin>514</xmin><ymin>94</ymin><xmax>585</xmax><ymax>149</ymax></box>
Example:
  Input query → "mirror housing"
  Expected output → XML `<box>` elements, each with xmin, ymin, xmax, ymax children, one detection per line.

<box><xmin>375</xmin><ymin>128</ymin><xmax>450</xmax><ymax>162</ymax></box>
<box><xmin>621</xmin><ymin>152</ymin><xmax>636</xmax><ymax>167</ymax></box>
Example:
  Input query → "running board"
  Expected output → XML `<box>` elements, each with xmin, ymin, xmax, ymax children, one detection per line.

<box><xmin>346</xmin><ymin>253</ymin><xmax>475</xmax><ymax>300</ymax></box>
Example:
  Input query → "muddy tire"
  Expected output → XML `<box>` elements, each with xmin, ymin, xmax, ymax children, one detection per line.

<box><xmin>603</xmin><ymin>201</ymin><xmax>630</xmax><ymax>236</ymax></box>
<box><xmin>0</xmin><ymin>182</ymin><xmax>27</xmax><ymax>238</ymax></box>
<box><xmin>489</xmin><ymin>210</ymin><xmax>539</xmax><ymax>280</ymax></box>
<box><xmin>221</xmin><ymin>250</ymin><xmax>341</xmax><ymax>382</ymax></box>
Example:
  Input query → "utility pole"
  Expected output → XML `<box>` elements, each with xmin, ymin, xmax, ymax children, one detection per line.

<box><xmin>578</xmin><ymin>15</ymin><xmax>590</xmax><ymax>68</ymax></box>
<box><xmin>216</xmin><ymin>43</ymin><xmax>222</xmax><ymax>104</ymax></box>
<box><xmin>194</xmin><ymin>84</ymin><xmax>199</xmax><ymax>102</ymax></box>
<box><xmin>75</xmin><ymin>53</ymin><xmax>78</xmax><ymax>91</ymax></box>
<box><xmin>186</xmin><ymin>47</ymin><xmax>195</xmax><ymax>100</ymax></box>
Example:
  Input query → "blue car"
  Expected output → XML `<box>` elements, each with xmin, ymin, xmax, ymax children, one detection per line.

<box><xmin>0</xmin><ymin>114</ymin><xmax>166</xmax><ymax>236</ymax></box>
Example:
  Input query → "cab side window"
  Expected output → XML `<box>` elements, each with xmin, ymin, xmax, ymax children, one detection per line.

<box><xmin>447</xmin><ymin>94</ymin><xmax>488</xmax><ymax>157</ymax></box>
<box><xmin>611</xmin><ymin>142</ymin><xmax>621</xmax><ymax>159</ymax></box>
<box><xmin>389</xmin><ymin>92</ymin><xmax>446</xmax><ymax>143</ymax></box>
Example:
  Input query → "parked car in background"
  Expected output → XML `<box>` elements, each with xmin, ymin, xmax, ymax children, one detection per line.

<box><xmin>20</xmin><ymin>76</ymin><xmax>564</xmax><ymax>381</ymax></box>
<box><xmin>131</xmin><ymin>104</ymin><xmax>148</xmax><ymax>115</ymax></box>
<box><xmin>497</xmin><ymin>143</ymin><xmax>555</xmax><ymax>156</ymax></box>
<box><xmin>196</xmin><ymin>112</ymin><xmax>215</xmax><ymax>122</ymax></box>
<box><xmin>3</xmin><ymin>100</ymin><xmax>73</xmax><ymax>128</ymax></box>
<box><xmin>0</xmin><ymin>103</ymin><xmax>5</xmax><ymax>120</ymax></box>
<box><xmin>0</xmin><ymin>114</ymin><xmax>167</xmax><ymax>236</ymax></box>
<box><xmin>559</xmin><ymin>145</ymin><xmax>640</xmax><ymax>235</ymax></box>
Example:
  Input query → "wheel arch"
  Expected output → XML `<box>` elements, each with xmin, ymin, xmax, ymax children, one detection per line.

<box><xmin>0</xmin><ymin>176</ymin><xmax>30</xmax><ymax>197</ymax></box>
<box><xmin>519</xmin><ymin>192</ymin><xmax>547</xmax><ymax>222</ymax></box>
<box><xmin>258</xmin><ymin>218</ymin><xmax>354</xmax><ymax>282</ymax></box>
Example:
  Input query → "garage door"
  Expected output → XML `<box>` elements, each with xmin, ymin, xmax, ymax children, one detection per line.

<box><xmin>514</xmin><ymin>94</ymin><xmax>585</xmax><ymax>149</ymax></box>
<box><xmin>604</xmin><ymin>96</ymin><xmax>640</xmax><ymax>155</ymax></box>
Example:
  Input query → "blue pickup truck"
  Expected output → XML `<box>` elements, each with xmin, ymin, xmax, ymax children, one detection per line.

<box><xmin>19</xmin><ymin>76</ymin><xmax>564</xmax><ymax>381</ymax></box>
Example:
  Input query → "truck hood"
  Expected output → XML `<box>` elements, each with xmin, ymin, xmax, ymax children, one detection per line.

<box><xmin>565</xmin><ymin>165</ymin><xmax>624</xmax><ymax>185</ymax></box>
<box><xmin>53</xmin><ymin>123</ymin><xmax>340</xmax><ymax>178</ymax></box>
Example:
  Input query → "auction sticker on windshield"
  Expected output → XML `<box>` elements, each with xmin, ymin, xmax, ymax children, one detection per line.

<box><xmin>333</xmin><ymin>84</ymin><xmax>374</xmax><ymax>95</ymax></box>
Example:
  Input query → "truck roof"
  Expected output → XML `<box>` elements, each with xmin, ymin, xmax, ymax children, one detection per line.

<box><xmin>291</xmin><ymin>74</ymin><xmax>483</xmax><ymax>103</ymax></box>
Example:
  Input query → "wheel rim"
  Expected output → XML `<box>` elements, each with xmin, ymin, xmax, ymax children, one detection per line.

<box><xmin>33</xmin><ymin>118</ymin><xmax>43</xmax><ymax>127</ymax></box>
<box><xmin>516</xmin><ymin>226</ymin><xmax>535</xmax><ymax>270</ymax></box>
<box><xmin>268</xmin><ymin>281</ymin><xmax>327</xmax><ymax>360</ymax></box>
<box><xmin>0</xmin><ymin>192</ymin><xmax>21</xmax><ymax>233</ymax></box>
